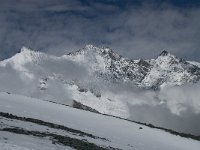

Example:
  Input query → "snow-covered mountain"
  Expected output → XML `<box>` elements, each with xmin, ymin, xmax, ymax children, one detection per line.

<box><xmin>66</xmin><ymin>45</ymin><xmax>152</xmax><ymax>84</ymax></box>
<box><xmin>142</xmin><ymin>50</ymin><xmax>200</xmax><ymax>89</ymax></box>
<box><xmin>66</xmin><ymin>45</ymin><xmax>200</xmax><ymax>88</ymax></box>
<box><xmin>0</xmin><ymin>45</ymin><xmax>200</xmax><ymax>135</ymax></box>
<box><xmin>1</xmin><ymin>45</ymin><xmax>200</xmax><ymax>90</ymax></box>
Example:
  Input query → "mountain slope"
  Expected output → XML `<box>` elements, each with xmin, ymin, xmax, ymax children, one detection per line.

<box><xmin>0</xmin><ymin>92</ymin><xmax>200</xmax><ymax>150</ymax></box>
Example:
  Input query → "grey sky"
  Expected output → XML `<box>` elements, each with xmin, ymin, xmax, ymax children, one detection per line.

<box><xmin>0</xmin><ymin>0</ymin><xmax>200</xmax><ymax>61</ymax></box>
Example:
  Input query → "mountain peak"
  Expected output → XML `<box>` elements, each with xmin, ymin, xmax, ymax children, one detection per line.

<box><xmin>20</xmin><ymin>46</ymin><xmax>33</xmax><ymax>53</ymax></box>
<box><xmin>2</xmin><ymin>46</ymin><xmax>48</xmax><ymax>67</ymax></box>
<box><xmin>159</xmin><ymin>50</ymin><xmax>169</xmax><ymax>56</ymax></box>
<box><xmin>68</xmin><ymin>45</ymin><xmax>113</xmax><ymax>57</ymax></box>
<box><xmin>85</xmin><ymin>44</ymin><xmax>96</xmax><ymax>49</ymax></box>
<box><xmin>71</xmin><ymin>44</ymin><xmax>101</xmax><ymax>55</ymax></box>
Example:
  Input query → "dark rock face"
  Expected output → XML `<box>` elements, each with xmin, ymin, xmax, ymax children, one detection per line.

<box><xmin>159</xmin><ymin>50</ymin><xmax>169</xmax><ymax>56</ymax></box>
<box><xmin>73</xmin><ymin>100</ymin><xmax>100</xmax><ymax>113</ymax></box>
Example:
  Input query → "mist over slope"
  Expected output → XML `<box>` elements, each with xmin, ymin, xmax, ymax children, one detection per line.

<box><xmin>0</xmin><ymin>45</ymin><xmax>200</xmax><ymax>135</ymax></box>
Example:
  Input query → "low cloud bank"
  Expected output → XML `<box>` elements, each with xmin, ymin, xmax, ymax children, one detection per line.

<box><xmin>86</xmin><ymin>80</ymin><xmax>200</xmax><ymax>135</ymax></box>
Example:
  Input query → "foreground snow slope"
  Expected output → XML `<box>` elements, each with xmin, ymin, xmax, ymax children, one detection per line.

<box><xmin>0</xmin><ymin>92</ymin><xmax>199</xmax><ymax>150</ymax></box>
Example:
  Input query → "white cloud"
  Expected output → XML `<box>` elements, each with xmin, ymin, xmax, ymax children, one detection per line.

<box><xmin>159</xmin><ymin>83</ymin><xmax>200</xmax><ymax>115</ymax></box>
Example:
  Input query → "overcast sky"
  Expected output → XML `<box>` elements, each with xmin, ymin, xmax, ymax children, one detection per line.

<box><xmin>0</xmin><ymin>0</ymin><xmax>200</xmax><ymax>61</ymax></box>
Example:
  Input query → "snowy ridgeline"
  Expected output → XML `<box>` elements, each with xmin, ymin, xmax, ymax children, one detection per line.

<box><xmin>0</xmin><ymin>92</ymin><xmax>200</xmax><ymax>150</ymax></box>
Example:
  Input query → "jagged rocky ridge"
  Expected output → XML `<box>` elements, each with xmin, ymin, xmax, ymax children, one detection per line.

<box><xmin>66</xmin><ymin>45</ymin><xmax>200</xmax><ymax>89</ymax></box>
